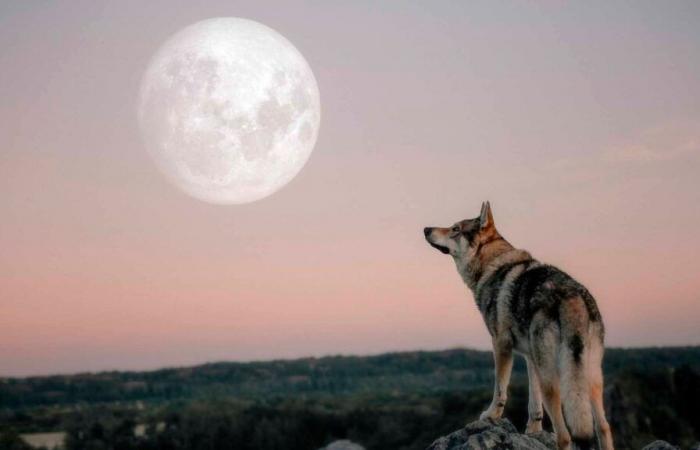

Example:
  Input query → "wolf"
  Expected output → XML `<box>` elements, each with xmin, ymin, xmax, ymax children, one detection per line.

<box><xmin>423</xmin><ymin>202</ymin><xmax>614</xmax><ymax>450</ymax></box>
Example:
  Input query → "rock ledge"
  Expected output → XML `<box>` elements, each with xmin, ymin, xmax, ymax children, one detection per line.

<box><xmin>427</xmin><ymin>418</ymin><xmax>682</xmax><ymax>450</ymax></box>
<box><xmin>427</xmin><ymin>418</ymin><xmax>556</xmax><ymax>450</ymax></box>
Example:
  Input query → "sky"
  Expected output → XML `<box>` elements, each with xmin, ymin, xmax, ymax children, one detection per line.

<box><xmin>1</xmin><ymin>1</ymin><xmax>699</xmax><ymax>377</ymax></box>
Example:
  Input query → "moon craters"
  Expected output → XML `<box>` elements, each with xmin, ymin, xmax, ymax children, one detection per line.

<box><xmin>138</xmin><ymin>17</ymin><xmax>320</xmax><ymax>204</ymax></box>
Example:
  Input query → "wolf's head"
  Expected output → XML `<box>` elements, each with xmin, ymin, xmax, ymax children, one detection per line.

<box><xmin>423</xmin><ymin>202</ymin><xmax>505</xmax><ymax>265</ymax></box>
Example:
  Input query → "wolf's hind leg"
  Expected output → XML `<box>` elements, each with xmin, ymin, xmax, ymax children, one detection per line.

<box><xmin>591</xmin><ymin>382</ymin><xmax>613</xmax><ymax>450</ymax></box>
<box><xmin>540</xmin><ymin>371</ymin><xmax>572</xmax><ymax>450</ymax></box>
<box><xmin>589</xmin><ymin>335</ymin><xmax>614</xmax><ymax>450</ymax></box>
<box><xmin>525</xmin><ymin>356</ymin><xmax>544</xmax><ymax>433</ymax></box>
<box><xmin>479</xmin><ymin>338</ymin><xmax>513</xmax><ymax>421</ymax></box>
<box><xmin>532</xmin><ymin>325</ymin><xmax>571</xmax><ymax>450</ymax></box>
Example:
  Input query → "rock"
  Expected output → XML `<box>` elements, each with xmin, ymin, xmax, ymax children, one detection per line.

<box><xmin>526</xmin><ymin>431</ymin><xmax>557</xmax><ymax>450</ymax></box>
<box><xmin>427</xmin><ymin>418</ymin><xmax>688</xmax><ymax>450</ymax></box>
<box><xmin>318</xmin><ymin>439</ymin><xmax>365</xmax><ymax>450</ymax></box>
<box><xmin>641</xmin><ymin>441</ymin><xmax>679</xmax><ymax>450</ymax></box>
<box><xmin>426</xmin><ymin>418</ymin><xmax>556</xmax><ymax>450</ymax></box>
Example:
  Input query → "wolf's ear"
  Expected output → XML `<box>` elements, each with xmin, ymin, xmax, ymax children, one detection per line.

<box><xmin>479</xmin><ymin>201</ymin><xmax>494</xmax><ymax>229</ymax></box>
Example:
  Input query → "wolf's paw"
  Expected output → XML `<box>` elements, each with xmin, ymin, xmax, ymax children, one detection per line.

<box><xmin>525</xmin><ymin>420</ymin><xmax>543</xmax><ymax>433</ymax></box>
<box><xmin>479</xmin><ymin>408</ymin><xmax>501</xmax><ymax>421</ymax></box>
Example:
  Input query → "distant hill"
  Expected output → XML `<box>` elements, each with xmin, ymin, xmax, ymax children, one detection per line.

<box><xmin>1</xmin><ymin>347</ymin><xmax>699</xmax><ymax>450</ymax></box>
<box><xmin>1</xmin><ymin>347</ymin><xmax>699</xmax><ymax>408</ymax></box>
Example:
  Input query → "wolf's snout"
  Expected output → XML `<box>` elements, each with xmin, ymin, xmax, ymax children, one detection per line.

<box><xmin>423</xmin><ymin>227</ymin><xmax>433</xmax><ymax>238</ymax></box>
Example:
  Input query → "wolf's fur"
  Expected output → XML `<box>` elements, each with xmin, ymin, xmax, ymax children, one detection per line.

<box><xmin>424</xmin><ymin>202</ymin><xmax>614</xmax><ymax>450</ymax></box>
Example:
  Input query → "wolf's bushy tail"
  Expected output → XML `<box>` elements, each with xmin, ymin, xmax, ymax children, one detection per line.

<box><xmin>560</xmin><ymin>301</ymin><xmax>595</xmax><ymax>450</ymax></box>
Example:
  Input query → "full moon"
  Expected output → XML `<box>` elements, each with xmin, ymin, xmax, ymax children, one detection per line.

<box><xmin>137</xmin><ymin>18</ymin><xmax>320</xmax><ymax>204</ymax></box>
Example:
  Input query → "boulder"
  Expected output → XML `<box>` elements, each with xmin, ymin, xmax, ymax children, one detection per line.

<box><xmin>427</xmin><ymin>419</ymin><xmax>685</xmax><ymax>450</ymax></box>
<box><xmin>641</xmin><ymin>441</ymin><xmax>679</xmax><ymax>450</ymax></box>
<box><xmin>318</xmin><ymin>439</ymin><xmax>366</xmax><ymax>450</ymax></box>
<box><xmin>427</xmin><ymin>418</ymin><xmax>556</xmax><ymax>450</ymax></box>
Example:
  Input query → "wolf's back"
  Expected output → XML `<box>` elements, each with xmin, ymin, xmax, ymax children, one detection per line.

<box><xmin>509</xmin><ymin>264</ymin><xmax>603</xmax><ymax>449</ymax></box>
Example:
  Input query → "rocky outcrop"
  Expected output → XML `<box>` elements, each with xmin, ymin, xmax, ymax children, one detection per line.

<box><xmin>641</xmin><ymin>441</ymin><xmax>678</xmax><ymax>450</ymax></box>
<box><xmin>427</xmin><ymin>418</ymin><xmax>556</xmax><ymax>450</ymax></box>
<box><xmin>427</xmin><ymin>418</ymin><xmax>683</xmax><ymax>450</ymax></box>
<box><xmin>318</xmin><ymin>440</ymin><xmax>366</xmax><ymax>450</ymax></box>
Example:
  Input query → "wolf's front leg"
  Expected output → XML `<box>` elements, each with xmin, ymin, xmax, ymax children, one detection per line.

<box><xmin>479</xmin><ymin>340</ymin><xmax>513</xmax><ymax>421</ymax></box>
<box><xmin>525</xmin><ymin>356</ymin><xmax>544</xmax><ymax>433</ymax></box>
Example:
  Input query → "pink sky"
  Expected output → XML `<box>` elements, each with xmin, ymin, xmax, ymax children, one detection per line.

<box><xmin>1</xmin><ymin>1</ymin><xmax>699</xmax><ymax>376</ymax></box>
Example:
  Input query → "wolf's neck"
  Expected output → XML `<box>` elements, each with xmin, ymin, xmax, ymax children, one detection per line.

<box><xmin>459</xmin><ymin>242</ymin><xmax>528</xmax><ymax>291</ymax></box>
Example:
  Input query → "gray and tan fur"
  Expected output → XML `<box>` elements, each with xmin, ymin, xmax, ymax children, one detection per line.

<box><xmin>424</xmin><ymin>202</ymin><xmax>614</xmax><ymax>450</ymax></box>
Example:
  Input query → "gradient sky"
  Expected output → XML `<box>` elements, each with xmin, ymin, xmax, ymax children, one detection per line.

<box><xmin>1</xmin><ymin>1</ymin><xmax>699</xmax><ymax>377</ymax></box>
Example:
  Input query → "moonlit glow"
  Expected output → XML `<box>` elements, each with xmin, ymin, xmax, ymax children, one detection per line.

<box><xmin>138</xmin><ymin>18</ymin><xmax>321</xmax><ymax>204</ymax></box>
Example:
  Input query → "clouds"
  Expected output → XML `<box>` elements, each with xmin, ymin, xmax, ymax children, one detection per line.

<box><xmin>537</xmin><ymin>117</ymin><xmax>700</xmax><ymax>184</ymax></box>
<box><xmin>603</xmin><ymin>119</ymin><xmax>700</xmax><ymax>164</ymax></box>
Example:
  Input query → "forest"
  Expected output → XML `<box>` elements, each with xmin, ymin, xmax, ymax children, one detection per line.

<box><xmin>1</xmin><ymin>347</ymin><xmax>699</xmax><ymax>450</ymax></box>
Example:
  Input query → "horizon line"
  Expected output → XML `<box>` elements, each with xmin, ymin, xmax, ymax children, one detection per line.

<box><xmin>4</xmin><ymin>343</ymin><xmax>700</xmax><ymax>380</ymax></box>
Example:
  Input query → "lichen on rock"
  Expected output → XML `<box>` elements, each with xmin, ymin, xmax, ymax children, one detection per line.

<box><xmin>427</xmin><ymin>418</ymin><xmax>556</xmax><ymax>450</ymax></box>
<box><xmin>427</xmin><ymin>418</ymin><xmax>685</xmax><ymax>450</ymax></box>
